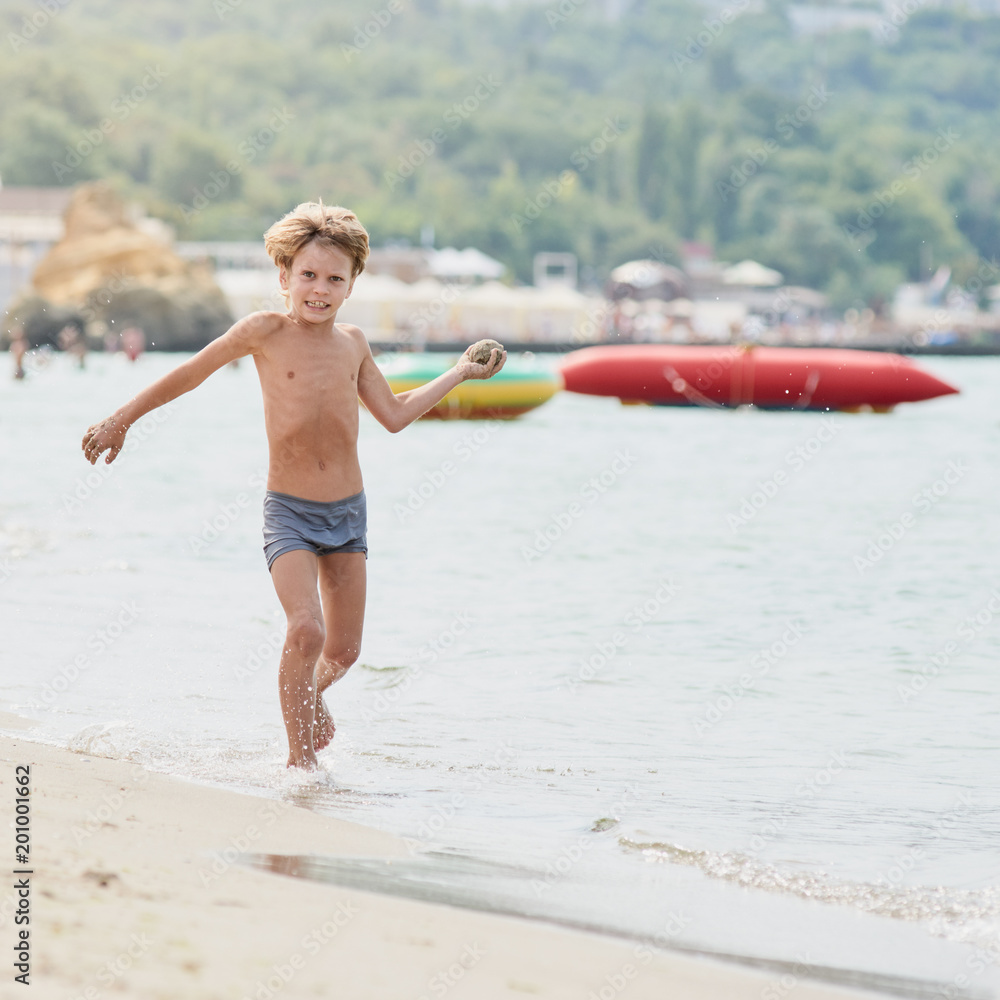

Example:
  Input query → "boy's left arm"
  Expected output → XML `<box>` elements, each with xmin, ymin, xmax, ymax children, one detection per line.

<box><xmin>354</xmin><ymin>332</ymin><xmax>506</xmax><ymax>433</ymax></box>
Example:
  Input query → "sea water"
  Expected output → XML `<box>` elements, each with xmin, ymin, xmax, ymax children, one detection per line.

<box><xmin>2</xmin><ymin>351</ymin><xmax>999</xmax><ymax>995</ymax></box>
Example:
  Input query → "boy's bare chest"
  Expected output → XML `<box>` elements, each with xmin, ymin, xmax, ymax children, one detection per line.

<box><xmin>261</xmin><ymin>333</ymin><xmax>360</xmax><ymax>397</ymax></box>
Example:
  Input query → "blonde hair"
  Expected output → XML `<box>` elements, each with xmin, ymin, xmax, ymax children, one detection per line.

<box><xmin>263</xmin><ymin>201</ymin><xmax>370</xmax><ymax>277</ymax></box>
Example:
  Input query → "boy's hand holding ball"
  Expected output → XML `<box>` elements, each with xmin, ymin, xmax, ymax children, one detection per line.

<box><xmin>461</xmin><ymin>339</ymin><xmax>506</xmax><ymax>379</ymax></box>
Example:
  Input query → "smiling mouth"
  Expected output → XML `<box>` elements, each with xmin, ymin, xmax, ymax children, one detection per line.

<box><xmin>305</xmin><ymin>301</ymin><xmax>329</xmax><ymax>308</ymax></box>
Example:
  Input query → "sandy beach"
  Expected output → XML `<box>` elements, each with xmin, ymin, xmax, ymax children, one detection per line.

<box><xmin>0</xmin><ymin>726</ymin><xmax>893</xmax><ymax>1000</ymax></box>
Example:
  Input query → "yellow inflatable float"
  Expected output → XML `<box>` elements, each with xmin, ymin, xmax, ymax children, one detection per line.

<box><xmin>378</xmin><ymin>352</ymin><xmax>562</xmax><ymax>419</ymax></box>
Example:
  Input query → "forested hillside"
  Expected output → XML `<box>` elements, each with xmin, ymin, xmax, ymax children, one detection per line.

<box><xmin>3</xmin><ymin>0</ymin><xmax>999</xmax><ymax>307</ymax></box>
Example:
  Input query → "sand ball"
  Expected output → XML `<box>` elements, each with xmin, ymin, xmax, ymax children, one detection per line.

<box><xmin>468</xmin><ymin>339</ymin><xmax>504</xmax><ymax>366</ymax></box>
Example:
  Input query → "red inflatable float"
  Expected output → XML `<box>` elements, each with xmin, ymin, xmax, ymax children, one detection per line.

<box><xmin>559</xmin><ymin>345</ymin><xmax>959</xmax><ymax>412</ymax></box>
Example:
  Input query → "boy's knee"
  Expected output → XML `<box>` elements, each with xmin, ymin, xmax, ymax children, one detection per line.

<box><xmin>286</xmin><ymin>617</ymin><xmax>325</xmax><ymax>657</ymax></box>
<box><xmin>323</xmin><ymin>644</ymin><xmax>360</xmax><ymax>670</ymax></box>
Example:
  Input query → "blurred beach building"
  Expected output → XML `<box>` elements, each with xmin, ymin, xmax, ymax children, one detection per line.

<box><xmin>180</xmin><ymin>240</ymin><xmax>609</xmax><ymax>346</ymax></box>
<box><xmin>176</xmin><ymin>237</ymin><xmax>833</xmax><ymax>347</ymax></box>
<box><xmin>0</xmin><ymin>184</ymin><xmax>72</xmax><ymax>319</ymax></box>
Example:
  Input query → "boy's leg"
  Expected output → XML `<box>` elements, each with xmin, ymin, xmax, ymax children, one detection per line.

<box><xmin>313</xmin><ymin>552</ymin><xmax>366</xmax><ymax>750</ymax></box>
<box><xmin>269</xmin><ymin>549</ymin><xmax>326</xmax><ymax>768</ymax></box>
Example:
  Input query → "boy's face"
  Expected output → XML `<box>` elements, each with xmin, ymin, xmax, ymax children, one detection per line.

<box><xmin>280</xmin><ymin>241</ymin><xmax>356</xmax><ymax>324</ymax></box>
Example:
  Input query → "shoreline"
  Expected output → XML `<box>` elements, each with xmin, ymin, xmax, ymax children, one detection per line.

<box><xmin>0</xmin><ymin>731</ymin><xmax>892</xmax><ymax>1000</ymax></box>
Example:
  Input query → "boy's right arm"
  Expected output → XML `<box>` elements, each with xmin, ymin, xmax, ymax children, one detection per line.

<box><xmin>82</xmin><ymin>313</ymin><xmax>276</xmax><ymax>466</ymax></box>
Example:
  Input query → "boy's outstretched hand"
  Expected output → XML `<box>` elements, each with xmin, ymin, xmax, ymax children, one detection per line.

<box><xmin>457</xmin><ymin>345</ymin><xmax>507</xmax><ymax>380</ymax></box>
<box><xmin>82</xmin><ymin>416</ymin><xmax>128</xmax><ymax>465</ymax></box>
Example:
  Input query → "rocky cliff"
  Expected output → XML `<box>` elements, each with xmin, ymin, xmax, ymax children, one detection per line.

<box><xmin>5</xmin><ymin>183</ymin><xmax>233</xmax><ymax>351</ymax></box>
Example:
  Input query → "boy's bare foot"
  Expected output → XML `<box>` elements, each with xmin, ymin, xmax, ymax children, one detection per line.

<box><xmin>314</xmin><ymin>696</ymin><xmax>336</xmax><ymax>751</ymax></box>
<box><xmin>287</xmin><ymin>749</ymin><xmax>319</xmax><ymax>770</ymax></box>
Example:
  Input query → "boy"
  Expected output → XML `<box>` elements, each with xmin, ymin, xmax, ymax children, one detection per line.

<box><xmin>82</xmin><ymin>202</ymin><xmax>505</xmax><ymax>769</ymax></box>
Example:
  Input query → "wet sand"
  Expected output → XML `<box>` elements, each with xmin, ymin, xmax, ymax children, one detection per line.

<box><xmin>0</xmin><ymin>731</ymin><xmax>891</xmax><ymax>1000</ymax></box>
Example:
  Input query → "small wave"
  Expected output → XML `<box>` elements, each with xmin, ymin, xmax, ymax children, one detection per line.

<box><xmin>358</xmin><ymin>663</ymin><xmax>415</xmax><ymax>689</ymax></box>
<box><xmin>67</xmin><ymin>722</ymin><xmax>141</xmax><ymax>759</ymax></box>
<box><xmin>619</xmin><ymin>838</ymin><xmax>1000</xmax><ymax>952</ymax></box>
<box><xmin>0</xmin><ymin>524</ymin><xmax>55</xmax><ymax>558</ymax></box>
<box><xmin>591</xmin><ymin>817</ymin><xmax>620</xmax><ymax>832</ymax></box>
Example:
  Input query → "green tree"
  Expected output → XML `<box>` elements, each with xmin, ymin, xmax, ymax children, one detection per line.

<box><xmin>636</xmin><ymin>105</ymin><xmax>670</xmax><ymax>221</ymax></box>
<box><xmin>151</xmin><ymin>128</ymin><xmax>244</xmax><ymax>212</ymax></box>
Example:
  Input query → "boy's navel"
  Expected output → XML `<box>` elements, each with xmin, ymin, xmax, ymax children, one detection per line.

<box><xmin>319</xmin><ymin>461</ymin><xmax>326</xmax><ymax>471</ymax></box>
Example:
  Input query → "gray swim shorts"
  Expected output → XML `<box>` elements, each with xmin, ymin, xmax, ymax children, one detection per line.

<box><xmin>262</xmin><ymin>489</ymin><xmax>368</xmax><ymax>571</ymax></box>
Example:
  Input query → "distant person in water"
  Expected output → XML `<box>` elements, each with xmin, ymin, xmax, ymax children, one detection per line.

<box><xmin>81</xmin><ymin>202</ymin><xmax>505</xmax><ymax>769</ymax></box>
<box><xmin>10</xmin><ymin>329</ymin><xmax>27</xmax><ymax>380</ymax></box>
<box><xmin>58</xmin><ymin>323</ymin><xmax>87</xmax><ymax>368</ymax></box>
<box><xmin>122</xmin><ymin>326</ymin><xmax>145</xmax><ymax>362</ymax></box>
